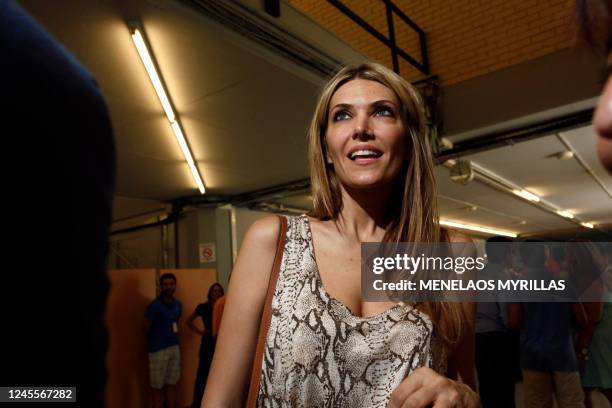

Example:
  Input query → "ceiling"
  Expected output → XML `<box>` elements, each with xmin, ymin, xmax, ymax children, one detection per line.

<box><xmin>19</xmin><ymin>0</ymin><xmax>612</xmax><ymax>236</ymax></box>
<box><xmin>20</xmin><ymin>0</ymin><xmax>329</xmax><ymax>200</ymax></box>
<box><xmin>439</xmin><ymin>125</ymin><xmax>612</xmax><ymax>234</ymax></box>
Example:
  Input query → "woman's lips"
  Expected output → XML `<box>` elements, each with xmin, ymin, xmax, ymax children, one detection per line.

<box><xmin>350</xmin><ymin>155</ymin><xmax>381</xmax><ymax>165</ymax></box>
<box><xmin>345</xmin><ymin>146</ymin><xmax>383</xmax><ymax>165</ymax></box>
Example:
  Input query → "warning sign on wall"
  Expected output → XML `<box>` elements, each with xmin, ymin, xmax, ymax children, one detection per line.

<box><xmin>199</xmin><ymin>242</ymin><xmax>216</xmax><ymax>263</ymax></box>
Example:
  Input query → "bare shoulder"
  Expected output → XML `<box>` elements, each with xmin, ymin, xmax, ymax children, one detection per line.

<box><xmin>232</xmin><ymin>215</ymin><xmax>285</xmax><ymax>287</ymax></box>
<box><xmin>243</xmin><ymin>215</ymin><xmax>284</xmax><ymax>247</ymax></box>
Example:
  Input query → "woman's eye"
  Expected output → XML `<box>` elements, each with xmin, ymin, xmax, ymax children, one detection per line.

<box><xmin>333</xmin><ymin>111</ymin><xmax>350</xmax><ymax>121</ymax></box>
<box><xmin>375</xmin><ymin>107</ymin><xmax>394</xmax><ymax>117</ymax></box>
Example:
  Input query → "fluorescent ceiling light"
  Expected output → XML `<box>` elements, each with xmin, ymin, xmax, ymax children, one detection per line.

<box><xmin>440</xmin><ymin>219</ymin><xmax>517</xmax><ymax>238</ymax></box>
<box><xmin>129</xmin><ymin>23</ymin><xmax>205</xmax><ymax>194</ymax></box>
<box><xmin>189</xmin><ymin>164</ymin><xmax>206</xmax><ymax>195</ymax></box>
<box><xmin>466</xmin><ymin>162</ymin><xmax>595</xmax><ymax>231</ymax></box>
<box><xmin>556</xmin><ymin>210</ymin><xmax>574</xmax><ymax>219</ymax></box>
<box><xmin>512</xmin><ymin>189</ymin><xmax>541</xmax><ymax>202</ymax></box>
<box><xmin>171</xmin><ymin>122</ymin><xmax>195</xmax><ymax>167</ymax></box>
<box><xmin>130</xmin><ymin>29</ymin><xmax>175</xmax><ymax>123</ymax></box>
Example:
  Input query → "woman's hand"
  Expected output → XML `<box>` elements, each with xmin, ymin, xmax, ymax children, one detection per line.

<box><xmin>388</xmin><ymin>367</ymin><xmax>479</xmax><ymax>408</ymax></box>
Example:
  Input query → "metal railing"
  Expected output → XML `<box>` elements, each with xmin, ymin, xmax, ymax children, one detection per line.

<box><xmin>327</xmin><ymin>0</ymin><xmax>429</xmax><ymax>75</ymax></box>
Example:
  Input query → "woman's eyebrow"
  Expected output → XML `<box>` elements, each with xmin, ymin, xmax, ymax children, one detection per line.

<box><xmin>330</xmin><ymin>103</ymin><xmax>352</xmax><ymax>111</ymax></box>
<box><xmin>371</xmin><ymin>99</ymin><xmax>397</xmax><ymax>107</ymax></box>
<box><xmin>331</xmin><ymin>100</ymin><xmax>396</xmax><ymax>110</ymax></box>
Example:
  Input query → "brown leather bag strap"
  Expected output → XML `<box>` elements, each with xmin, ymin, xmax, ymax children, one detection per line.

<box><xmin>246</xmin><ymin>215</ymin><xmax>288</xmax><ymax>407</ymax></box>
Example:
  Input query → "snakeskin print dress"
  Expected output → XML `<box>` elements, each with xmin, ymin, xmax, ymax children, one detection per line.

<box><xmin>256</xmin><ymin>215</ymin><xmax>447</xmax><ymax>407</ymax></box>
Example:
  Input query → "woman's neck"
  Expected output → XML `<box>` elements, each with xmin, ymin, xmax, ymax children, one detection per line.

<box><xmin>335</xmin><ymin>184</ymin><xmax>394</xmax><ymax>243</ymax></box>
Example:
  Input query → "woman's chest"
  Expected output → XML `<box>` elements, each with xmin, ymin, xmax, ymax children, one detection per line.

<box><xmin>313</xmin><ymin>237</ymin><xmax>398</xmax><ymax>318</ymax></box>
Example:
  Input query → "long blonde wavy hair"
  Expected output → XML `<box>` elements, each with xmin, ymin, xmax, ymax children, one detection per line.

<box><xmin>307</xmin><ymin>62</ymin><xmax>466</xmax><ymax>348</ymax></box>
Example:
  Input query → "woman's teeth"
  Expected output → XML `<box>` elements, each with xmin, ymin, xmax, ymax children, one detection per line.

<box><xmin>350</xmin><ymin>149</ymin><xmax>381</xmax><ymax>160</ymax></box>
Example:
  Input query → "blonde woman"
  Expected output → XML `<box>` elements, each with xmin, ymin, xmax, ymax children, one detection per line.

<box><xmin>202</xmin><ymin>62</ymin><xmax>479</xmax><ymax>408</ymax></box>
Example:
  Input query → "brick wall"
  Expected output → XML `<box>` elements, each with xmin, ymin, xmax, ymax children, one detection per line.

<box><xmin>288</xmin><ymin>0</ymin><xmax>576</xmax><ymax>85</ymax></box>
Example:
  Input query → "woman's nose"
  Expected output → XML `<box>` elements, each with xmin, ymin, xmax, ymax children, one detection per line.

<box><xmin>352</xmin><ymin>114</ymin><xmax>373</xmax><ymax>140</ymax></box>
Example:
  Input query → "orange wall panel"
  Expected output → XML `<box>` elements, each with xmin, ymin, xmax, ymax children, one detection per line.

<box><xmin>106</xmin><ymin>269</ymin><xmax>157</xmax><ymax>408</ymax></box>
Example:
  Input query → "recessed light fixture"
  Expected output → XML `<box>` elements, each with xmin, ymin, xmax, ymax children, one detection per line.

<box><xmin>128</xmin><ymin>21</ymin><xmax>205</xmax><ymax>194</ymax></box>
<box><xmin>553</xmin><ymin>151</ymin><xmax>574</xmax><ymax>160</ymax></box>
<box><xmin>440</xmin><ymin>219</ymin><xmax>517</xmax><ymax>238</ymax></box>
<box><xmin>580</xmin><ymin>222</ymin><xmax>594</xmax><ymax>229</ymax></box>
<box><xmin>512</xmin><ymin>189</ymin><xmax>541</xmax><ymax>202</ymax></box>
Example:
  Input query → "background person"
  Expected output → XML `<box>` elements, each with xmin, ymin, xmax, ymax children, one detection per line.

<box><xmin>188</xmin><ymin>283</ymin><xmax>224</xmax><ymax>408</ymax></box>
<box><xmin>475</xmin><ymin>236</ymin><xmax>517</xmax><ymax>408</ymax></box>
<box><xmin>568</xmin><ymin>243</ymin><xmax>610</xmax><ymax>408</ymax></box>
<box><xmin>581</xmin><ymin>294</ymin><xmax>612</xmax><ymax>408</ymax></box>
<box><xmin>145</xmin><ymin>273</ymin><xmax>182</xmax><ymax>408</ymax></box>
<box><xmin>508</xmin><ymin>242</ymin><xmax>587</xmax><ymax>408</ymax></box>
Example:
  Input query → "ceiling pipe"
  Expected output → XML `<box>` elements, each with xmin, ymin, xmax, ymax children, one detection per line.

<box><xmin>435</xmin><ymin>109</ymin><xmax>594</xmax><ymax>164</ymax></box>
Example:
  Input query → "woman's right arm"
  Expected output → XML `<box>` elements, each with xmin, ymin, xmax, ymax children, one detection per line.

<box><xmin>187</xmin><ymin>310</ymin><xmax>205</xmax><ymax>336</ymax></box>
<box><xmin>201</xmin><ymin>216</ymin><xmax>282</xmax><ymax>408</ymax></box>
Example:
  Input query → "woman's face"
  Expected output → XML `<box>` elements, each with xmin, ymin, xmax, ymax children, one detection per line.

<box><xmin>210</xmin><ymin>285</ymin><xmax>223</xmax><ymax>301</ymax></box>
<box><xmin>325</xmin><ymin>79</ymin><xmax>408</xmax><ymax>190</ymax></box>
<box><xmin>594</xmin><ymin>55</ymin><xmax>612</xmax><ymax>173</ymax></box>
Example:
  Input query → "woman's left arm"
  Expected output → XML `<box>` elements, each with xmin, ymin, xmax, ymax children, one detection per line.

<box><xmin>187</xmin><ymin>309</ymin><xmax>205</xmax><ymax>336</ymax></box>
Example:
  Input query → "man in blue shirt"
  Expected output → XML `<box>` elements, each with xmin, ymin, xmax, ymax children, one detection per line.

<box><xmin>145</xmin><ymin>273</ymin><xmax>183</xmax><ymax>408</ymax></box>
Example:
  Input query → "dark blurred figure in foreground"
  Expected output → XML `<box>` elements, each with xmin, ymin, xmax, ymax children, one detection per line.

<box><xmin>0</xmin><ymin>1</ymin><xmax>115</xmax><ymax>406</ymax></box>
<box><xmin>475</xmin><ymin>236</ymin><xmax>518</xmax><ymax>408</ymax></box>
<box><xmin>577</xmin><ymin>0</ymin><xmax>612</xmax><ymax>172</ymax></box>
<box><xmin>574</xmin><ymin>3</ymin><xmax>612</xmax><ymax>401</ymax></box>
<box><xmin>508</xmin><ymin>242</ymin><xmax>586</xmax><ymax>408</ymax></box>
<box><xmin>187</xmin><ymin>283</ymin><xmax>224</xmax><ymax>408</ymax></box>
